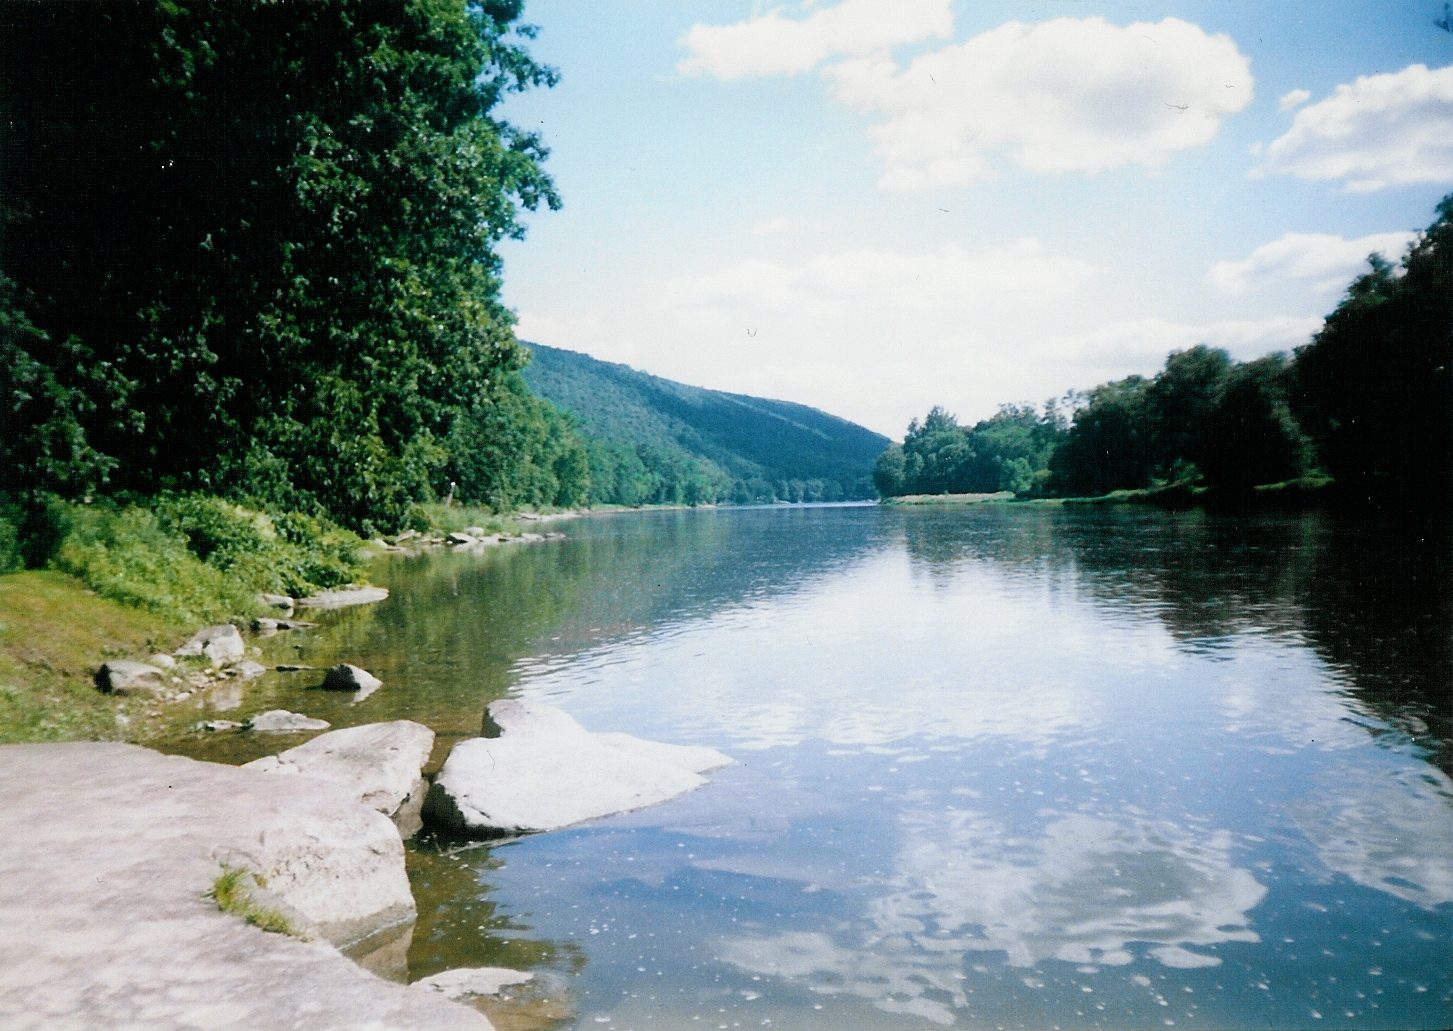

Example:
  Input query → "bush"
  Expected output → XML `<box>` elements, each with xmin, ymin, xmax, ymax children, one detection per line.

<box><xmin>52</xmin><ymin>504</ymin><xmax>259</xmax><ymax>624</ymax></box>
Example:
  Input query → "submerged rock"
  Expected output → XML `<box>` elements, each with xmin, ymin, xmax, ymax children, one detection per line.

<box><xmin>245</xmin><ymin>721</ymin><xmax>433</xmax><ymax>830</ymax></box>
<box><xmin>247</xmin><ymin>709</ymin><xmax>330</xmax><ymax>733</ymax></box>
<box><xmin>296</xmin><ymin>586</ymin><xmax>389</xmax><ymax>609</ymax></box>
<box><xmin>93</xmin><ymin>660</ymin><xmax>167</xmax><ymax>696</ymax></box>
<box><xmin>423</xmin><ymin>699</ymin><xmax>732</xmax><ymax>836</ymax></box>
<box><xmin>413</xmin><ymin>966</ymin><xmax>533</xmax><ymax>999</ymax></box>
<box><xmin>322</xmin><ymin>663</ymin><xmax>382</xmax><ymax>693</ymax></box>
<box><xmin>175</xmin><ymin>624</ymin><xmax>245</xmax><ymax>665</ymax></box>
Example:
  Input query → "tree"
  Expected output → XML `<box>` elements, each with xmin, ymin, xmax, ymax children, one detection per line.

<box><xmin>1</xmin><ymin>1</ymin><xmax>561</xmax><ymax>532</ymax></box>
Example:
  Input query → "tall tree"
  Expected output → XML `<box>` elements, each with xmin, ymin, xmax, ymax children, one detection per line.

<box><xmin>1</xmin><ymin>0</ymin><xmax>561</xmax><ymax>531</ymax></box>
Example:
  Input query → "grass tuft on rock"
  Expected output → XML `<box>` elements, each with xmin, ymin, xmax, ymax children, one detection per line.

<box><xmin>207</xmin><ymin>865</ymin><xmax>305</xmax><ymax>939</ymax></box>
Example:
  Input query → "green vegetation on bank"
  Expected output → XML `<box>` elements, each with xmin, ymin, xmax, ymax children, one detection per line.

<box><xmin>521</xmin><ymin>342</ymin><xmax>890</xmax><ymax>504</ymax></box>
<box><xmin>878</xmin><ymin>195</ymin><xmax>1452</xmax><ymax>509</ymax></box>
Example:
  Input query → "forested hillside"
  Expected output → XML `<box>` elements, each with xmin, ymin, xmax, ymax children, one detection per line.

<box><xmin>876</xmin><ymin>195</ymin><xmax>1453</xmax><ymax>509</ymax></box>
<box><xmin>521</xmin><ymin>342</ymin><xmax>889</xmax><ymax>504</ymax></box>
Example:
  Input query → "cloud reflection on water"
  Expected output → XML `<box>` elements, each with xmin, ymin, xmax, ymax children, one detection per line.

<box><xmin>720</xmin><ymin>808</ymin><xmax>1266</xmax><ymax>1025</ymax></box>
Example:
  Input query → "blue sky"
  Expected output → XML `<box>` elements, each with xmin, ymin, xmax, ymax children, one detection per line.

<box><xmin>498</xmin><ymin>1</ymin><xmax>1453</xmax><ymax>438</ymax></box>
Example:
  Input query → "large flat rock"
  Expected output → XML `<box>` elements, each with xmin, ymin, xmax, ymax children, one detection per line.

<box><xmin>423</xmin><ymin>700</ymin><xmax>732</xmax><ymax>836</ymax></box>
<box><xmin>245</xmin><ymin>720</ymin><xmax>434</xmax><ymax>828</ymax></box>
<box><xmin>0</xmin><ymin>742</ymin><xmax>491</xmax><ymax>1031</ymax></box>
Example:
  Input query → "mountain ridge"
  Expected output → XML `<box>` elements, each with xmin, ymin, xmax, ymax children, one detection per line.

<box><xmin>519</xmin><ymin>341</ymin><xmax>889</xmax><ymax>504</ymax></box>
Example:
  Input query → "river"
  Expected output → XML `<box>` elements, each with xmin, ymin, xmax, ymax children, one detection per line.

<box><xmin>164</xmin><ymin>503</ymin><xmax>1453</xmax><ymax>1029</ymax></box>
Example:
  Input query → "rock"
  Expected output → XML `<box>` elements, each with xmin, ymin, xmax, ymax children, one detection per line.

<box><xmin>175</xmin><ymin>624</ymin><xmax>245</xmax><ymax>665</ymax></box>
<box><xmin>148</xmin><ymin>653</ymin><xmax>177</xmax><ymax>669</ymax></box>
<box><xmin>93</xmin><ymin>660</ymin><xmax>167</xmax><ymax>696</ymax></box>
<box><xmin>295</xmin><ymin>586</ymin><xmax>389</xmax><ymax>609</ymax></box>
<box><xmin>322</xmin><ymin>663</ymin><xmax>382</xmax><ymax>693</ymax></box>
<box><xmin>463</xmin><ymin>526</ymin><xmax>488</xmax><ymax>536</ymax></box>
<box><xmin>247</xmin><ymin>710</ymin><xmax>330</xmax><ymax>733</ymax></box>
<box><xmin>252</xmin><ymin>617</ymin><xmax>280</xmax><ymax>635</ymax></box>
<box><xmin>232</xmin><ymin>660</ymin><xmax>268</xmax><ymax>680</ymax></box>
<box><xmin>422</xmin><ymin>700</ymin><xmax>732</xmax><ymax>836</ymax></box>
<box><xmin>0</xmin><ymin>742</ymin><xmax>489</xmax><ymax>1030</ymax></box>
<box><xmin>446</xmin><ymin>531</ymin><xmax>477</xmax><ymax>545</ymax></box>
<box><xmin>414</xmin><ymin>967</ymin><xmax>533</xmax><ymax>999</ymax></box>
<box><xmin>518</xmin><ymin>532</ymin><xmax>544</xmax><ymax>543</ymax></box>
<box><xmin>277</xmin><ymin>619</ymin><xmax>318</xmax><ymax>630</ymax></box>
<box><xmin>275</xmin><ymin>664</ymin><xmax>315</xmax><ymax>673</ymax></box>
<box><xmin>244</xmin><ymin>721</ymin><xmax>434</xmax><ymax>824</ymax></box>
<box><xmin>258</xmin><ymin>592</ymin><xmax>296</xmax><ymax>613</ymax></box>
<box><xmin>196</xmin><ymin>719</ymin><xmax>244</xmax><ymax>732</ymax></box>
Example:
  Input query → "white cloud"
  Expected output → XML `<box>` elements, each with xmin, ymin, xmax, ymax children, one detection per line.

<box><xmin>825</xmin><ymin>17</ymin><xmax>1253</xmax><ymax>189</ymax></box>
<box><xmin>677</xmin><ymin>0</ymin><xmax>953</xmax><ymax>81</ymax></box>
<box><xmin>1207</xmin><ymin>230</ymin><xmax>1418</xmax><ymax>295</ymax></box>
<box><xmin>1278</xmin><ymin>88</ymin><xmax>1311</xmax><ymax>112</ymax></box>
<box><xmin>1048</xmin><ymin>315</ymin><xmax>1323</xmax><ymax>384</ymax></box>
<box><xmin>1256</xmin><ymin>64</ymin><xmax>1453</xmax><ymax>191</ymax></box>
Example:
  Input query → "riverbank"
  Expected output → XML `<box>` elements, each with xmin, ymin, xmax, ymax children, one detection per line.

<box><xmin>882</xmin><ymin>476</ymin><xmax>1342</xmax><ymax>511</ymax></box>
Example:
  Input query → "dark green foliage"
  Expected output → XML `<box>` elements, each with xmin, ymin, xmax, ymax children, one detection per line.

<box><xmin>1292</xmin><ymin>197</ymin><xmax>1453</xmax><ymax>504</ymax></box>
<box><xmin>883</xmin><ymin>404</ymin><xmax>1067</xmax><ymax>497</ymax></box>
<box><xmin>1047</xmin><ymin>378</ymin><xmax>1155</xmax><ymax>496</ymax></box>
<box><xmin>1199</xmin><ymin>355</ymin><xmax>1311</xmax><ymax>491</ymax></box>
<box><xmin>519</xmin><ymin>342</ymin><xmax>888</xmax><ymax>504</ymax></box>
<box><xmin>1</xmin><ymin>0</ymin><xmax>560</xmax><ymax>532</ymax></box>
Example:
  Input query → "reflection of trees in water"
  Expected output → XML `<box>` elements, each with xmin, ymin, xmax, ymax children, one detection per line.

<box><xmin>900</xmin><ymin>505</ymin><xmax>1452</xmax><ymax>770</ymax></box>
<box><xmin>273</xmin><ymin>509</ymin><xmax>889</xmax><ymax>747</ymax></box>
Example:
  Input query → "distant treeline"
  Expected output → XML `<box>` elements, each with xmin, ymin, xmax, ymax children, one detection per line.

<box><xmin>877</xmin><ymin>195</ymin><xmax>1452</xmax><ymax>507</ymax></box>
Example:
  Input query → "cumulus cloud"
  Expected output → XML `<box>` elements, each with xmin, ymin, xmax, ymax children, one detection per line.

<box><xmin>1050</xmin><ymin>315</ymin><xmax>1323</xmax><ymax>378</ymax></box>
<box><xmin>677</xmin><ymin>0</ymin><xmax>953</xmax><ymax>80</ymax></box>
<box><xmin>1256</xmin><ymin>64</ymin><xmax>1453</xmax><ymax>191</ymax></box>
<box><xmin>1207</xmin><ymin>231</ymin><xmax>1418</xmax><ymax>295</ymax></box>
<box><xmin>825</xmin><ymin>17</ymin><xmax>1253</xmax><ymax>189</ymax></box>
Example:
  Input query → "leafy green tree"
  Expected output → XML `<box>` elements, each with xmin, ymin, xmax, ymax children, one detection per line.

<box><xmin>1</xmin><ymin>0</ymin><xmax>560</xmax><ymax>532</ymax></box>
<box><xmin>1292</xmin><ymin>196</ymin><xmax>1452</xmax><ymax>504</ymax></box>
<box><xmin>1199</xmin><ymin>355</ymin><xmax>1311</xmax><ymax>491</ymax></box>
<box><xmin>1047</xmin><ymin>377</ymin><xmax>1154</xmax><ymax>496</ymax></box>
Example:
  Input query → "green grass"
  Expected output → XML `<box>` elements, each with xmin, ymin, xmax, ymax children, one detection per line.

<box><xmin>408</xmin><ymin>502</ymin><xmax>530</xmax><ymax>537</ymax></box>
<box><xmin>0</xmin><ymin>571</ymin><xmax>180</xmax><ymax>743</ymax></box>
<box><xmin>207</xmin><ymin>865</ymin><xmax>304</xmax><ymax>938</ymax></box>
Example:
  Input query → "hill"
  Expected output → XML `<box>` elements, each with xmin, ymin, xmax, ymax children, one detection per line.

<box><xmin>519</xmin><ymin>342</ymin><xmax>889</xmax><ymax>504</ymax></box>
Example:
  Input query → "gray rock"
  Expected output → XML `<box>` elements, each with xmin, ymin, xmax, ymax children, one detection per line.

<box><xmin>296</xmin><ymin>586</ymin><xmax>389</xmax><ymax>609</ymax></box>
<box><xmin>322</xmin><ymin>663</ymin><xmax>382</xmax><ymax>693</ymax></box>
<box><xmin>244</xmin><ymin>721</ymin><xmax>434</xmax><ymax>820</ymax></box>
<box><xmin>414</xmin><ymin>967</ymin><xmax>533</xmax><ymax>1000</ymax></box>
<box><xmin>446</xmin><ymin>531</ymin><xmax>477</xmax><ymax>545</ymax></box>
<box><xmin>148</xmin><ymin>653</ymin><xmax>177</xmax><ymax>669</ymax></box>
<box><xmin>423</xmin><ymin>700</ymin><xmax>732</xmax><ymax>836</ymax></box>
<box><xmin>196</xmin><ymin>719</ymin><xmax>244</xmax><ymax>732</ymax></box>
<box><xmin>0</xmin><ymin>742</ymin><xmax>490</xmax><ymax>1030</ymax></box>
<box><xmin>231</xmin><ymin>660</ymin><xmax>268</xmax><ymax>681</ymax></box>
<box><xmin>247</xmin><ymin>710</ymin><xmax>330</xmax><ymax>733</ymax></box>
<box><xmin>175</xmin><ymin>624</ymin><xmax>245</xmax><ymax>665</ymax></box>
<box><xmin>93</xmin><ymin>660</ymin><xmax>167</xmax><ymax>696</ymax></box>
<box><xmin>258</xmin><ymin>592</ymin><xmax>296</xmax><ymax>612</ymax></box>
<box><xmin>252</xmin><ymin>617</ymin><xmax>280</xmax><ymax>635</ymax></box>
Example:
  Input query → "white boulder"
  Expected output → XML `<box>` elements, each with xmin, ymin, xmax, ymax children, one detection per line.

<box><xmin>93</xmin><ymin>660</ymin><xmax>167</xmax><ymax>695</ymax></box>
<box><xmin>247</xmin><ymin>710</ymin><xmax>330</xmax><ymax>733</ymax></box>
<box><xmin>423</xmin><ymin>700</ymin><xmax>732</xmax><ymax>836</ymax></box>
<box><xmin>322</xmin><ymin>663</ymin><xmax>382</xmax><ymax>693</ymax></box>
<box><xmin>296</xmin><ymin>586</ymin><xmax>389</xmax><ymax>609</ymax></box>
<box><xmin>175</xmin><ymin>624</ymin><xmax>245</xmax><ymax>665</ymax></box>
<box><xmin>245</xmin><ymin>721</ymin><xmax>434</xmax><ymax>821</ymax></box>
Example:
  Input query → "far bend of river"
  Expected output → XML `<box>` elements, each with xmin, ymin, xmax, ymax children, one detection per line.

<box><xmin>164</xmin><ymin>504</ymin><xmax>1453</xmax><ymax>1030</ymax></box>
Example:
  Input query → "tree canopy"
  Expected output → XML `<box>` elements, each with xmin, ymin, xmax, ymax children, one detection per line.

<box><xmin>1</xmin><ymin>0</ymin><xmax>578</xmax><ymax>532</ymax></box>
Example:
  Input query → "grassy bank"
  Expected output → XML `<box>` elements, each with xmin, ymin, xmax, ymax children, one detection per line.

<box><xmin>0</xmin><ymin>571</ymin><xmax>180</xmax><ymax>742</ymax></box>
<box><xmin>0</xmin><ymin>494</ymin><xmax>549</xmax><ymax>744</ymax></box>
<box><xmin>880</xmin><ymin>476</ymin><xmax>1338</xmax><ymax>511</ymax></box>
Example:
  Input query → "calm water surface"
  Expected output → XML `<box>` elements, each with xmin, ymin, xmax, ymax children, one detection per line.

<box><xmin>166</xmin><ymin>505</ymin><xmax>1453</xmax><ymax>1029</ymax></box>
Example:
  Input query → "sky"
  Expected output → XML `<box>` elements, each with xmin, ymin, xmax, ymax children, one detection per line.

<box><xmin>497</xmin><ymin>1</ymin><xmax>1453</xmax><ymax>439</ymax></box>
